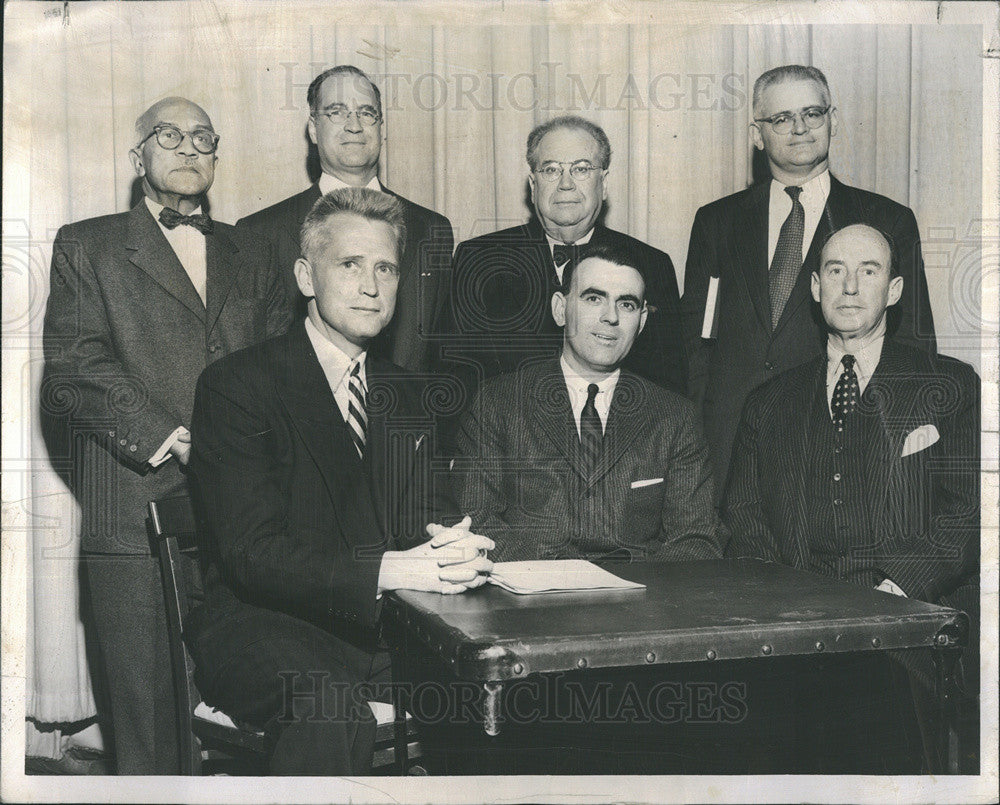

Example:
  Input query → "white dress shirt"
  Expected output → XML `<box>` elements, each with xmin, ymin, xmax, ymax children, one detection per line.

<box><xmin>824</xmin><ymin>329</ymin><xmax>884</xmax><ymax>416</ymax></box>
<box><xmin>547</xmin><ymin>228</ymin><xmax>594</xmax><ymax>284</ymax></box>
<box><xmin>319</xmin><ymin>172</ymin><xmax>383</xmax><ymax>195</ymax></box>
<box><xmin>144</xmin><ymin>196</ymin><xmax>208</xmax><ymax>305</ymax></box>
<box><xmin>305</xmin><ymin>317</ymin><xmax>368</xmax><ymax>422</ymax></box>
<box><xmin>767</xmin><ymin>170</ymin><xmax>831</xmax><ymax>268</ymax></box>
<box><xmin>145</xmin><ymin>195</ymin><xmax>208</xmax><ymax>466</ymax></box>
<box><xmin>560</xmin><ymin>354</ymin><xmax>619</xmax><ymax>438</ymax></box>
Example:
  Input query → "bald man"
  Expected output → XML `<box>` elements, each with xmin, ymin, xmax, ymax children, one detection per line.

<box><xmin>42</xmin><ymin>97</ymin><xmax>290</xmax><ymax>773</ymax></box>
<box><xmin>721</xmin><ymin>223</ymin><xmax>978</xmax><ymax>771</ymax></box>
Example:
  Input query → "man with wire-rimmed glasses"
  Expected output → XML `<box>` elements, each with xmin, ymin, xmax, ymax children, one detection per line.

<box><xmin>681</xmin><ymin>65</ymin><xmax>936</xmax><ymax>500</ymax></box>
<box><xmin>41</xmin><ymin>96</ymin><xmax>289</xmax><ymax>773</ymax></box>
<box><xmin>239</xmin><ymin>65</ymin><xmax>454</xmax><ymax>373</ymax></box>
<box><xmin>439</xmin><ymin>114</ymin><xmax>688</xmax><ymax>410</ymax></box>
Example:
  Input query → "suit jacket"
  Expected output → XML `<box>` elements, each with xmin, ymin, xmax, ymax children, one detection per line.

<box><xmin>41</xmin><ymin>201</ymin><xmax>291</xmax><ymax>554</ymax></box>
<box><xmin>681</xmin><ymin>176</ymin><xmax>936</xmax><ymax>496</ymax></box>
<box><xmin>438</xmin><ymin>217</ymin><xmax>688</xmax><ymax>397</ymax></box>
<box><xmin>722</xmin><ymin>338</ymin><xmax>979</xmax><ymax>606</ymax></box>
<box><xmin>237</xmin><ymin>183</ymin><xmax>454</xmax><ymax>372</ymax></box>
<box><xmin>185</xmin><ymin>321</ymin><xmax>446</xmax><ymax>675</ymax></box>
<box><xmin>452</xmin><ymin>360</ymin><xmax>722</xmax><ymax>562</ymax></box>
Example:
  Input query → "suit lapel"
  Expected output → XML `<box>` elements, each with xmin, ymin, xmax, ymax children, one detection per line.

<box><xmin>205</xmin><ymin>224</ymin><xmax>240</xmax><ymax>336</ymax></box>
<box><xmin>528</xmin><ymin>362</ymin><xmax>591</xmax><ymax>484</ymax></box>
<box><xmin>125</xmin><ymin>202</ymin><xmax>206</xmax><ymax>322</ymax></box>
<box><xmin>586</xmin><ymin>371</ymin><xmax>648</xmax><ymax>489</ymax></box>
<box><xmin>291</xmin><ymin>185</ymin><xmax>322</xmax><ymax>244</ymax></box>
<box><xmin>790</xmin><ymin>361</ymin><xmax>826</xmax><ymax>570</ymax></box>
<box><xmin>736</xmin><ymin>183</ymin><xmax>772</xmax><ymax>334</ymax></box>
<box><xmin>275</xmin><ymin>323</ymin><xmax>384</xmax><ymax>551</ymax></box>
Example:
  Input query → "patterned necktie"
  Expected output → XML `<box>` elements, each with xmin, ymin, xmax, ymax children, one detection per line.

<box><xmin>768</xmin><ymin>185</ymin><xmax>804</xmax><ymax>329</ymax></box>
<box><xmin>831</xmin><ymin>354</ymin><xmax>859</xmax><ymax>433</ymax></box>
<box><xmin>346</xmin><ymin>360</ymin><xmax>368</xmax><ymax>459</ymax></box>
<box><xmin>580</xmin><ymin>383</ymin><xmax>603</xmax><ymax>472</ymax></box>
<box><xmin>158</xmin><ymin>206</ymin><xmax>214</xmax><ymax>234</ymax></box>
<box><xmin>552</xmin><ymin>243</ymin><xmax>578</xmax><ymax>281</ymax></box>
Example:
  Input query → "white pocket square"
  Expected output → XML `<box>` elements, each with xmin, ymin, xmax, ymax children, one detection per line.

<box><xmin>414</xmin><ymin>434</ymin><xmax>425</xmax><ymax>451</ymax></box>
<box><xmin>901</xmin><ymin>424</ymin><xmax>939</xmax><ymax>457</ymax></box>
<box><xmin>631</xmin><ymin>477</ymin><xmax>664</xmax><ymax>489</ymax></box>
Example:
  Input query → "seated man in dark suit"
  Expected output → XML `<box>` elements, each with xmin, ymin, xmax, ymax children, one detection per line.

<box><xmin>439</xmin><ymin>115</ymin><xmax>687</xmax><ymax>399</ymax></box>
<box><xmin>452</xmin><ymin>242</ymin><xmax>722</xmax><ymax>562</ymax></box>
<box><xmin>186</xmin><ymin>188</ymin><xmax>493</xmax><ymax>776</ymax></box>
<box><xmin>723</xmin><ymin>223</ymin><xmax>979</xmax><ymax>771</ymax></box>
<box><xmin>238</xmin><ymin>64</ymin><xmax>454</xmax><ymax>372</ymax></box>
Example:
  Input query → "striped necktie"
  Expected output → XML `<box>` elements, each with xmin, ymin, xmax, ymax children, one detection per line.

<box><xmin>580</xmin><ymin>383</ymin><xmax>603</xmax><ymax>473</ymax></box>
<box><xmin>346</xmin><ymin>359</ymin><xmax>368</xmax><ymax>459</ymax></box>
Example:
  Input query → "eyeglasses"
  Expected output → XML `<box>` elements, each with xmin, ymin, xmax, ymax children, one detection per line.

<box><xmin>136</xmin><ymin>124</ymin><xmax>220</xmax><ymax>154</ymax></box>
<box><xmin>533</xmin><ymin>161</ymin><xmax>604</xmax><ymax>183</ymax></box>
<box><xmin>753</xmin><ymin>106</ymin><xmax>832</xmax><ymax>135</ymax></box>
<box><xmin>312</xmin><ymin>105</ymin><xmax>382</xmax><ymax>127</ymax></box>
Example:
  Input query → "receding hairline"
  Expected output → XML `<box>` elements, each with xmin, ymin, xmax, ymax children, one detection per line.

<box><xmin>752</xmin><ymin>73</ymin><xmax>831</xmax><ymax>116</ymax></box>
<box><xmin>819</xmin><ymin>224</ymin><xmax>892</xmax><ymax>266</ymax></box>
<box><xmin>134</xmin><ymin>97</ymin><xmax>213</xmax><ymax>144</ymax></box>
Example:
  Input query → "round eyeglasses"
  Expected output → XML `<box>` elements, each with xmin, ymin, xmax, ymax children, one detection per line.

<box><xmin>753</xmin><ymin>106</ymin><xmax>832</xmax><ymax>136</ymax></box>
<box><xmin>533</xmin><ymin>161</ymin><xmax>603</xmax><ymax>183</ymax></box>
<box><xmin>137</xmin><ymin>124</ymin><xmax>220</xmax><ymax>155</ymax></box>
<box><xmin>313</xmin><ymin>106</ymin><xmax>382</xmax><ymax>127</ymax></box>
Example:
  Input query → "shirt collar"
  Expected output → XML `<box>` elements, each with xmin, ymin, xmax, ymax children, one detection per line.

<box><xmin>304</xmin><ymin>316</ymin><xmax>367</xmax><ymax>388</ymax></box>
<box><xmin>826</xmin><ymin>327</ymin><xmax>884</xmax><ymax>388</ymax></box>
<box><xmin>319</xmin><ymin>172</ymin><xmax>382</xmax><ymax>195</ymax></box>
<box><xmin>546</xmin><ymin>227</ymin><xmax>595</xmax><ymax>253</ymax></box>
<box><xmin>144</xmin><ymin>195</ymin><xmax>203</xmax><ymax>220</ymax></box>
<box><xmin>770</xmin><ymin>169</ymin><xmax>830</xmax><ymax>204</ymax></box>
<box><xmin>559</xmin><ymin>354</ymin><xmax>619</xmax><ymax>398</ymax></box>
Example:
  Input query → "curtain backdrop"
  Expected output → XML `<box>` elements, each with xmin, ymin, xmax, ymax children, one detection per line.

<box><xmin>3</xmin><ymin>1</ymin><xmax>987</xmax><ymax>758</ymax></box>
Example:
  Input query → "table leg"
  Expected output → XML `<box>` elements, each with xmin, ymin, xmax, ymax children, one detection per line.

<box><xmin>483</xmin><ymin>681</ymin><xmax>503</xmax><ymax>737</ymax></box>
<box><xmin>933</xmin><ymin>647</ymin><xmax>962</xmax><ymax>774</ymax></box>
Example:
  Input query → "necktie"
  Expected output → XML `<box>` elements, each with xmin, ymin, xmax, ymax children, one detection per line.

<box><xmin>346</xmin><ymin>360</ymin><xmax>368</xmax><ymax>459</ymax></box>
<box><xmin>158</xmin><ymin>206</ymin><xmax>214</xmax><ymax>234</ymax></box>
<box><xmin>831</xmin><ymin>354</ymin><xmax>859</xmax><ymax>433</ymax></box>
<box><xmin>768</xmin><ymin>185</ymin><xmax>804</xmax><ymax>329</ymax></box>
<box><xmin>580</xmin><ymin>383</ymin><xmax>603</xmax><ymax>473</ymax></box>
<box><xmin>552</xmin><ymin>243</ymin><xmax>578</xmax><ymax>281</ymax></box>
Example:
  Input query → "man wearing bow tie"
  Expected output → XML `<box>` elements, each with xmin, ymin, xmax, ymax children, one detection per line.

<box><xmin>722</xmin><ymin>224</ymin><xmax>979</xmax><ymax>771</ymax></box>
<box><xmin>186</xmin><ymin>188</ymin><xmax>492</xmax><ymax>775</ymax></box>
<box><xmin>439</xmin><ymin>115</ymin><xmax>687</xmax><ymax>403</ymax></box>
<box><xmin>41</xmin><ymin>97</ymin><xmax>290</xmax><ymax>773</ymax></box>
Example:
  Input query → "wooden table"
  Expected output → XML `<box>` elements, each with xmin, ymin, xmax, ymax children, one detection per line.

<box><xmin>384</xmin><ymin>558</ymin><xmax>968</xmax><ymax>773</ymax></box>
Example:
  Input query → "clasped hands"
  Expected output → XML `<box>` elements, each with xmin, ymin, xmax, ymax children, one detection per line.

<box><xmin>377</xmin><ymin>515</ymin><xmax>494</xmax><ymax>595</ymax></box>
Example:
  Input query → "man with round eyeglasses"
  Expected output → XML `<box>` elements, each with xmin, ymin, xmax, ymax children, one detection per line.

<box><xmin>439</xmin><ymin>114</ymin><xmax>687</xmax><ymax>419</ymax></box>
<box><xmin>239</xmin><ymin>65</ymin><xmax>454</xmax><ymax>373</ymax></box>
<box><xmin>681</xmin><ymin>64</ymin><xmax>936</xmax><ymax>502</ymax></box>
<box><xmin>41</xmin><ymin>96</ymin><xmax>290</xmax><ymax>773</ymax></box>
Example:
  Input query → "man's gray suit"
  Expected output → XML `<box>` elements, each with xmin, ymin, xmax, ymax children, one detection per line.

<box><xmin>451</xmin><ymin>359</ymin><xmax>722</xmax><ymax>562</ymax></box>
<box><xmin>41</xmin><ymin>200</ymin><xmax>290</xmax><ymax>773</ymax></box>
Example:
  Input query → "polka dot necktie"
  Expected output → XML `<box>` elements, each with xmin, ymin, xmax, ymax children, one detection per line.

<box><xmin>831</xmin><ymin>354</ymin><xmax>859</xmax><ymax>433</ymax></box>
<box><xmin>768</xmin><ymin>185</ymin><xmax>805</xmax><ymax>329</ymax></box>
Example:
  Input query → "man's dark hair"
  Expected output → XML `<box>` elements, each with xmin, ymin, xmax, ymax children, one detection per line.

<box><xmin>526</xmin><ymin>115</ymin><xmax>612</xmax><ymax>171</ymax></box>
<box><xmin>301</xmin><ymin>187</ymin><xmax>406</xmax><ymax>264</ymax></box>
<box><xmin>560</xmin><ymin>242</ymin><xmax>646</xmax><ymax>299</ymax></box>
<box><xmin>307</xmin><ymin>65</ymin><xmax>383</xmax><ymax>116</ymax></box>
<box><xmin>819</xmin><ymin>223</ymin><xmax>899</xmax><ymax>278</ymax></box>
<box><xmin>752</xmin><ymin>65</ymin><xmax>831</xmax><ymax>115</ymax></box>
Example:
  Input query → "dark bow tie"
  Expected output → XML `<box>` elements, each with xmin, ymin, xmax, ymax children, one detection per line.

<box><xmin>552</xmin><ymin>243</ymin><xmax>578</xmax><ymax>268</ymax></box>
<box><xmin>158</xmin><ymin>206</ymin><xmax>213</xmax><ymax>234</ymax></box>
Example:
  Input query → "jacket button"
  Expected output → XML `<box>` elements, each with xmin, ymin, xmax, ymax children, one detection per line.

<box><xmin>208</xmin><ymin>343</ymin><xmax>220</xmax><ymax>354</ymax></box>
<box><xmin>119</xmin><ymin>438</ymin><xmax>128</xmax><ymax>446</ymax></box>
<box><xmin>129</xmin><ymin>444</ymin><xmax>138</xmax><ymax>452</ymax></box>
<box><xmin>108</xmin><ymin>430</ymin><xmax>115</xmax><ymax>437</ymax></box>
<box><xmin>833</xmin><ymin>498</ymin><xmax>843</xmax><ymax>506</ymax></box>
<box><xmin>764</xmin><ymin>361</ymin><xmax>774</xmax><ymax>371</ymax></box>
<box><xmin>833</xmin><ymin>473</ymin><xmax>841</xmax><ymax>482</ymax></box>
<box><xmin>834</xmin><ymin>446</ymin><xmax>843</xmax><ymax>454</ymax></box>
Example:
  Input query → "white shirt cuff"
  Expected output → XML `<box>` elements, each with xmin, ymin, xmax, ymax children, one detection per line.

<box><xmin>148</xmin><ymin>426</ymin><xmax>189</xmax><ymax>467</ymax></box>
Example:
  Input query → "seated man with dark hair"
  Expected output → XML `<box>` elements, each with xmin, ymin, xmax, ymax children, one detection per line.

<box><xmin>451</xmin><ymin>241</ymin><xmax>723</xmax><ymax>562</ymax></box>
<box><xmin>186</xmin><ymin>187</ymin><xmax>493</xmax><ymax>776</ymax></box>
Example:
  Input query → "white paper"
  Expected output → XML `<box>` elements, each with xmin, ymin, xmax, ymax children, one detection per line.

<box><xmin>701</xmin><ymin>275</ymin><xmax>720</xmax><ymax>339</ymax></box>
<box><xmin>487</xmin><ymin>559</ymin><xmax>646</xmax><ymax>595</ymax></box>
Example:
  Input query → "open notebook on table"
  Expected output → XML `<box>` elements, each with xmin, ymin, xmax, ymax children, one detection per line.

<box><xmin>486</xmin><ymin>559</ymin><xmax>645</xmax><ymax>595</ymax></box>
